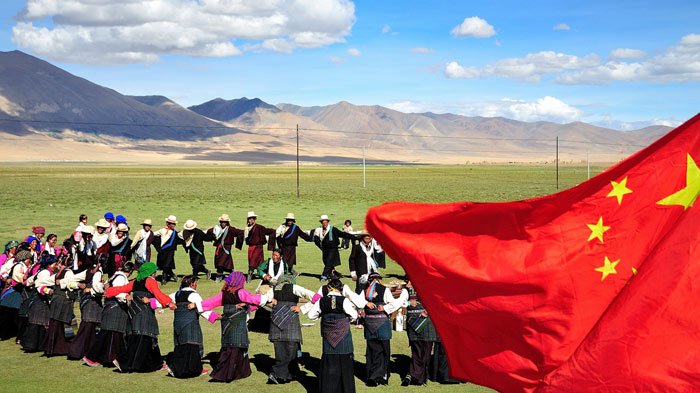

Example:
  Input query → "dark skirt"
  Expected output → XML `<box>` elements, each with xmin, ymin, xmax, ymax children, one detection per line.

<box><xmin>320</xmin><ymin>353</ymin><xmax>356</xmax><ymax>393</ymax></box>
<box><xmin>210</xmin><ymin>346</ymin><xmax>251</xmax><ymax>382</ymax></box>
<box><xmin>167</xmin><ymin>343</ymin><xmax>203</xmax><ymax>378</ymax></box>
<box><xmin>44</xmin><ymin>319</ymin><xmax>73</xmax><ymax>356</ymax></box>
<box><xmin>0</xmin><ymin>306</ymin><xmax>19</xmax><ymax>340</ymax></box>
<box><xmin>366</xmin><ymin>339</ymin><xmax>391</xmax><ymax>384</ymax></box>
<box><xmin>16</xmin><ymin>316</ymin><xmax>28</xmax><ymax>343</ymax></box>
<box><xmin>408</xmin><ymin>340</ymin><xmax>433</xmax><ymax>384</ymax></box>
<box><xmin>86</xmin><ymin>330</ymin><xmax>126</xmax><ymax>365</ymax></box>
<box><xmin>21</xmin><ymin>323</ymin><xmax>47</xmax><ymax>352</ymax></box>
<box><xmin>123</xmin><ymin>334</ymin><xmax>163</xmax><ymax>373</ymax></box>
<box><xmin>68</xmin><ymin>321</ymin><xmax>98</xmax><ymax>359</ymax></box>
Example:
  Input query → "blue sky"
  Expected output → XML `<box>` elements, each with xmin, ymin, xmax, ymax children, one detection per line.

<box><xmin>0</xmin><ymin>0</ymin><xmax>698</xmax><ymax>129</ymax></box>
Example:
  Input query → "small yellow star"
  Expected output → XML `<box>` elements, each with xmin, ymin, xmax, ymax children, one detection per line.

<box><xmin>657</xmin><ymin>154</ymin><xmax>700</xmax><ymax>210</ymax></box>
<box><xmin>607</xmin><ymin>177</ymin><xmax>633</xmax><ymax>205</ymax></box>
<box><xmin>631</xmin><ymin>267</ymin><xmax>638</xmax><ymax>275</ymax></box>
<box><xmin>594</xmin><ymin>256</ymin><xmax>620</xmax><ymax>281</ymax></box>
<box><xmin>586</xmin><ymin>216</ymin><xmax>611</xmax><ymax>244</ymax></box>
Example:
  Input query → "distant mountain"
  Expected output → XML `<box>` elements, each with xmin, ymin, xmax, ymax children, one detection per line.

<box><xmin>0</xmin><ymin>50</ymin><xmax>231</xmax><ymax>140</ymax></box>
<box><xmin>188</xmin><ymin>97</ymin><xmax>280</xmax><ymax>122</ymax></box>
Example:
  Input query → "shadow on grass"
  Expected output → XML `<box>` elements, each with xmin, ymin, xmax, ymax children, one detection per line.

<box><xmin>391</xmin><ymin>353</ymin><xmax>410</xmax><ymax>379</ymax></box>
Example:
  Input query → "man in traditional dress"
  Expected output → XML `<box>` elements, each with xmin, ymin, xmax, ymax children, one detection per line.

<box><xmin>131</xmin><ymin>219</ymin><xmax>155</xmax><ymax>266</ymax></box>
<box><xmin>349</xmin><ymin>231</ymin><xmax>384</xmax><ymax>294</ymax></box>
<box><xmin>205</xmin><ymin>214</ymin><xmax>243</xmax><ymax>282</ymax></box>
<box><xmin>312</xmin><ymin>215</ymin><xmax>354</xmax><ymax>281</ymax></box>
<box><xmin>308</xmin><ymin>278</ymin><xmax>359</xmax><ymax>393</ymax></box>
<box><xmin>257</xmin><ymin>249</ymin><xmax>291</xmax><ymax>287</ymax></box>
<box><xmin>274</xmin><ymin>213</ymin><xmax>312</xmax><ymax>268</ymax></box>
<box><xmin>181</xmin><ymin>219</ymin><xmax>211</xmax><ymax>279</ymax></box>
<box><xmin>106</xmin><ymin>223</ymin><xmax>131</xmax><ymax>278</ymax></box>
<box><xmin>153</xmin><ymin>215</ymin><xmax>181</xmax><ymax>284</ymax></box>
<box><xmin>241</xmin><ymin>212</ymin><xmax>276</xmax><ymax>283</ymax></box>
<box><xmin>93</xmin><ymin>219</ymin><xmax>111</xmax><ymax>266</ymax></box>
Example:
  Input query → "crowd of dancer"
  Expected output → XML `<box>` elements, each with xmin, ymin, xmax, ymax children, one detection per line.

<box><xmin>0</xmin><ymin>212</ymin><xmax>460</xmax><ymax>392</ymax></box>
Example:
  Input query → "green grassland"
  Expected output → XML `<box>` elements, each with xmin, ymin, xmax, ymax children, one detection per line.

<box><xmin>0</xmin><ymin>163</ymin><xmax>606</xmax><ymax>393</ymax></box>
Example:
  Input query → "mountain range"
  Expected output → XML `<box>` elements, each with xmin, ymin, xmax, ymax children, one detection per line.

<box><xmin>0</xmin><ymin>50</ymin><xmax>672</xmax><ymax>164</ymax></box>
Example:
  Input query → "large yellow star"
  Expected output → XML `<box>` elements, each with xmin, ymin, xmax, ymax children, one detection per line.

<box><xmin>587</xmin><ymin>216</ymin><xmax>611</xmax><ymax>244</ymax></box>
<box><xmin>594</xmin><ymin>256</ymin><xmax>619</xmax><ymax>281</ymax></box>
<box><xmin>657</xmin><ymin>154</ymin><xmax>700</xmax><ymax>210</ymax></box>
<box><xmin>606</xmin><ymin>177</ymin><xmax>633</xmax><ymax>205</ymax></box>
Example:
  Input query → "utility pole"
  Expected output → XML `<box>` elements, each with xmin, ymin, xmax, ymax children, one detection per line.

<box><xmin>587</xmin><ymin>147</ymin><xmax>590</xmax><ymax>180</ymax></box>
<box><xmin>296</xmin><ymin>124</ymin><xmax>300</xmax><ymax>198</ymax></box>
<box><xmin>556</xmin><ymin>136</ymin><xmax>559</xmax><ymax>189</ymax></box>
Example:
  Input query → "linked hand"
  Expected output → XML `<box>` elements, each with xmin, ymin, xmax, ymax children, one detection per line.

<box><xmin>291</xmin><ymin>306</ymin><xmax>301</xmax><ymax>313</ymax></box>
<box><xmin>235</xmin><ymin>303</ymin><xmax>246</xmax><ymax>310</ymax></box>
<box><xmin>377</xmin><ymin>305</ymin><xmax>385</xmax><ymax>312</ymax></box>
<box><xmin>366</xmin><ymin>302</ymin><xmax>376</xmax><ymax>309</ymax></box>
<box><xmin>187</xmin><ymin>303</ymin><xmax>196</xmax><ymax>310</ymax></box>
<box><xmin>168</xmin><ymin>303</ymin><xmax>177</xmax><ymax>310</ymax></box>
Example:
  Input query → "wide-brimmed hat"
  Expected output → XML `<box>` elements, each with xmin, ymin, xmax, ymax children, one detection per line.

<box><xmin>356</xmin><ymin>230</ymin><xmax>372</xmax><ymax>239</ymax></box>
<box><xmin>285</xmin><ymin>213</ymin><xmax>295</xmax><ymax>221</ymax></box>
<box><xmin>165</xmin><ymin>215</ymin><xmax>177</xmax><ymax>224</ymax></box>
<box><xmin>183</xmin><ymin>219</ymin><xmax>197</xmax><ymax>231</ymax></box>
<box><xmin>247</xmin><ymin>211</ymin><xmax>257</xmax><ymax>219</ymax></box>
<box><xmin>368</xmin><ymin>272</ymin><xmax>382</xmax><ymax>281</ymax></box>
<box><xmin>96</xmin><ymin>218</ymin><xmax>110</xmax><ymax>228</ymax></box>
<box><xmin>218</xmin><ymin>214</ymin><xmax>230</xmax><ymax>222</ymax></box>
<box><xmin>81</xmin><ymin>225</ymin><xmax>95</xmax><ymax>235</ymax></box>
<box><xmin>141</xmin><ymin>219</ymin><xmax>153</xmax><ymax>226</ymax></box>
<box><xmin>116</xmin><ymin>223</ymin><xmax>129</xmax><ymax>232</ymax></box>
<box><xmin>319</xmin><ymin>214</ymin><xmax>330</xmax><ymax>222</ymax></box>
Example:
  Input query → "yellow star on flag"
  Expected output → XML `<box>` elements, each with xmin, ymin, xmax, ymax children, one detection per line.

<box><xmin>587</xmin><ymin>216</ymin><xmax>611</xmax><ymax>244</ymax></box>
<box><xmin>607</xmin><ymin>177</ymin><xmax>632</xmax><ymax>205</ymax></box>
<box><xmin>594</xmin><ymin>256</ymin><xmax>619</xmax><ymax>281</ymax></box>
<box><xmin>657</xmin><ymin>153</ymin><xmax>700</xmax><ymax>210</ymax></box>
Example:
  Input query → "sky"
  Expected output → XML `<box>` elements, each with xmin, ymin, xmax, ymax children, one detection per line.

<box><xmin>0</xmin><ymin>0</ymin><xmax>698</xmax><ymax>130</ymax></box>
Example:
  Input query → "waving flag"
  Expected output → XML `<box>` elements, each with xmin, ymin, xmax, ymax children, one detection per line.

<box><xmin>366</xmin><ymin>114</ymin><xmax>700</xmax><ymax>392</ymax></box>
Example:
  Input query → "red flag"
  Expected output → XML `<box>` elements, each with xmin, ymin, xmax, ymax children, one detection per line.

<box><xmin>366</xmin><ymin>114</ymin><xmax>700</xmax><ymax>392</ymax></box>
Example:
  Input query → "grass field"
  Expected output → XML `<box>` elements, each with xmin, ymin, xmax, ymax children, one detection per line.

<box><xmin>0</xmin><ymin>163</ymin><xmax>607</xmax><ymax>393</ymax></box>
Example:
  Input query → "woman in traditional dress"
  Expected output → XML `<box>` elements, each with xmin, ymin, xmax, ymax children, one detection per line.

<box><xmin>201</xmin><ymin>271</ymin><xmax>272</xmax><ymax>382</ymax></box>
<box><xmin>0</xmin><ymin>249</ymin><xmax>32</xmax><ymax>341</ymax></box>
<box><xmin>106</xmin><ymin>223</ymin><xmax>132</xmax><ymax>277</ymax></box>
<box><xmin>0</xmin><ymin>240</ymin><xmax>19</xmax><ymax>292</ymax></box>
<box><xmin>67</xmin><ymin>258</ymin><xmax>105</xmax><ymax>360</ymax></box>
<box><xmin>44</xmin><ymin>255</ymin><xmax>83</xmax><ymax>356</ymax></box>
<box><xmin>163</xmin><ymin>275</ymin><xmax>218</xmax><ymax>378</ymax></box>
<box><xmin>21</xmin><ymin>253</ymin><xmax>59</xmax><ymax>352</ymax></box>
<box><xmin>362</xmin><ymin>272</ymin><xmax>401</xmax><ymax>386</ymax></box>
<box><xmin>105</xmin><ymin>262</ymin><xmax>176</xmax><ymax>373</ymax></box>
<box><xmin>83</xmin><ymin>262</ymin><xmax>135</xmax><ymax>369</ymax></box>
<box><xmin>308</xmin><ymin>278</ymin><xmax>359</xmax><ymax>393</ymax></box>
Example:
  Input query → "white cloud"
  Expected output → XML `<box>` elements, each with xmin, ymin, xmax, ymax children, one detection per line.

<box><xmin>553</xmin><ymin>23</ymin><xmax>570</xmax><ymax>31</ymax></box>
<box><xmin>445</xmin><ymin>51</ymin><xmax>600</xmax><ymax>82</ymax></box>
<box><xmin>451</xmin><ymin>16</ymin><xmax>495</xmax><ymax>38</ymax></box>
<box><xmin>347</xmin><ymin>48</ymin><xmax>361</xmax><ymax>56</ymax></box>
<box><xmin>557</xmin><ymin>34</ymin><xmax>700</xmax><ymax>84</ymax></box>
<box><xmin>591</xmin><ymin>116</ymin><xmax>681</xmax><ymax>130</ymax></box>
<box><xmin>410</xmin><ymin>47</ymin><xmax>434</xmax><ymax>54</ymax></box>
<box><xmin>386</xmin><ymin>96</ymin><xmax>582</xmax><ymax>123</ymax></box>
<box><xmin>12</xmin><ymin>0</ymin><xmax>356</xmax><ymax>64</ymax></box>
<box><xmin>610</xmin><ymin>48</ymin><xmax>646</xmax><ymax>59</ymax></box>
<box><xmin>329</xmin><ymin>56</ymin><xmax>345</xmax><ymax>64</ymax></box>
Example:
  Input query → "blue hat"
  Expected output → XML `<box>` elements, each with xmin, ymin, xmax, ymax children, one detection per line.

<box><xmin>116</xmin><ymin>215</ymin><xmax>127</xmax><ymax>224</ymax></box>
<box><xmin>104</xmin><ymin>212</ymin><xmax>115</xmax><ymax>220</ymax></box>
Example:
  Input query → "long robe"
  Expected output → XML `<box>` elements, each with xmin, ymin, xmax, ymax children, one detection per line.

<box><xmin>275</xmin><ymin>223</ymin><xmax>312</xmax><ymax>266</ymax></box>
<box><xmin>205</xmin><ymin>225</ymin><xmax>243</xmax><ymax>272</ymax></box>
<box><xmin>242</xmin><ymin>224</ymin><xmax>276</xmax><ymax>269</ymax></box>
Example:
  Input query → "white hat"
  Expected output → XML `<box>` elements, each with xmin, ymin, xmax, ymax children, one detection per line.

<box><xmin>116</xmin><ymin>223</ymin><xmax>129</xmax><ymax>232</ymax></box>
<box><xmin>95</xmin><ymin>218</ymin><xmax>110</xmax><ymax>228</ymax></box>
<box><xmin>319</xmin><ymin>214</ymin><xmax>330</xmax><ymax>222</ymax></box>
<box><xmin>285</xmin><ymin>213</ymin><xmax>295</xmax><ymax>221</ymax></box>
<box><xmin>81</xmin><ymin>225</ymin><xmax>95</xmax><ymax>235</ymax></box>
<box><xmin>218</xmin><ymin>214</ymin><xmax>230</xmax><ymax>222</ymax></box>
<box><xmin>141</xmin><ymin>218</ymin><xmax>153</xmax><ymax>226</ymax></box>
<box><xmin>247</xmin><ymin>211</ymin><xmax>257</xmax><ymax>219</ymax></box>
<box><xmin>183</xmin><ymin>219</ymin><xmax>197</xmax><ymax>231</ymax></box>
<box><xmin>165</xmin><ymin>215</ymin><xmax>178</xmax><ymax>224</ymax></box>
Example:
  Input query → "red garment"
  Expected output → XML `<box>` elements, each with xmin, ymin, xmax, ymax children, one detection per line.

<box><xmin>247</xmin><ymin>245</ymin><xmax>264</xmax><ymax>268</ymax></box>
<box><xmin>366</xmin><ymin>113</ymin><xmax>700</xmax><ymax>392</ymax></box>
<box><xmin>105</xmin><ymin>277</ymin><xmax>172</xmax><ymax>307</ymax></box>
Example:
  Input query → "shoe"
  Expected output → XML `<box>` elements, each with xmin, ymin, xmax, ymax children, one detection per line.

<box><xmin>319</xmin><ymin>275</ymin><xmax>328</xmax><ymax>282</ymax></box>
<box><xmin>215</xmin><ymin>275</ymin><xmax>221</xmax><ymax>283</ymax></box>
<box><xmin>267</xmin><ymin>373</ymin><xmax>280</xmax><ymax>384</ymax></box>
<box><xmin>165</xmin><ymin>364</ymin><xmax>174</xmax><ymax>376</ymax></box>
<box><xmin>83</xmin><ymin>356</ymin><xmax>101</xmax><ymax>367</ymax></box>
<box><xmin>381</xmin><ymin>374</ymin><xmax>390</xmax><ymax>385</ymax></box>
<box><xmin>366</xmin><ymin>379</ymin><xmax>378</xmax><ymax>387</ymax></box>
<box><xmin>112</xmin><ymin>359</ymin><xmax>122</xmax><ymax>372</ymax></box>
<box><xmin>246</xmin><ymin>273</ymin><xmax>252</xmax><ymax>283</ymax></box>
<box><xmin>201</xmin><ymin>368</ymin><xmax>209</xmax><ymax>376</ymax></box>
<box><xmin>402</xmin><ymin>376</ymin><xmax>412</xmax><ymax>387</ymax></box>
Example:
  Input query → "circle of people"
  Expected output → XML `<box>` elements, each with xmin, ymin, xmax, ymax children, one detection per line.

<box><xmin>0</xmin><ymin>211</ymin><xmax>458</xmax><ymax>392</ymax></box>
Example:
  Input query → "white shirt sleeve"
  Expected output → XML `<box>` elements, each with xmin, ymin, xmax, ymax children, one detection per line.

<box><xmin>112</xmin><ymin>274</ymin><xmax>129</xmax><ymax>303</ymax></box>
<box><xmin>90</xmin><ymin>270</ymin><xmax>105</xmax><ymax>295</ymax></box>
<box><xmin>343</xmin><ymin>284</ymin><xmax>367</xmax><ymax>308</ymax></box>
<box><xmin>343</xmin><ymin>296</ymin><xmax>359</xmax><ymax>322</ymax></box>
<box><xmin>307</xmin><ymin>301</ymin><xmax>322</xmax><ymax>320</ymax></box>
<box><xmin>292</xmin><ymin>284</ymin><xmax>317</xmax><ymax>301</ymax></box>
<box><xmin>188</xmin><ymin>291</ymin><xmax>212</xmax><ymax>320</ymax></box>
<box><xmin>381</xmin><ymin>286</ymin><xmax>401</xmax><ymax>315</ymax></box>
<box><xmin>33</xmin><ymin>269</ymin><xmax>54</xmax><ymax>290</ymax></box>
